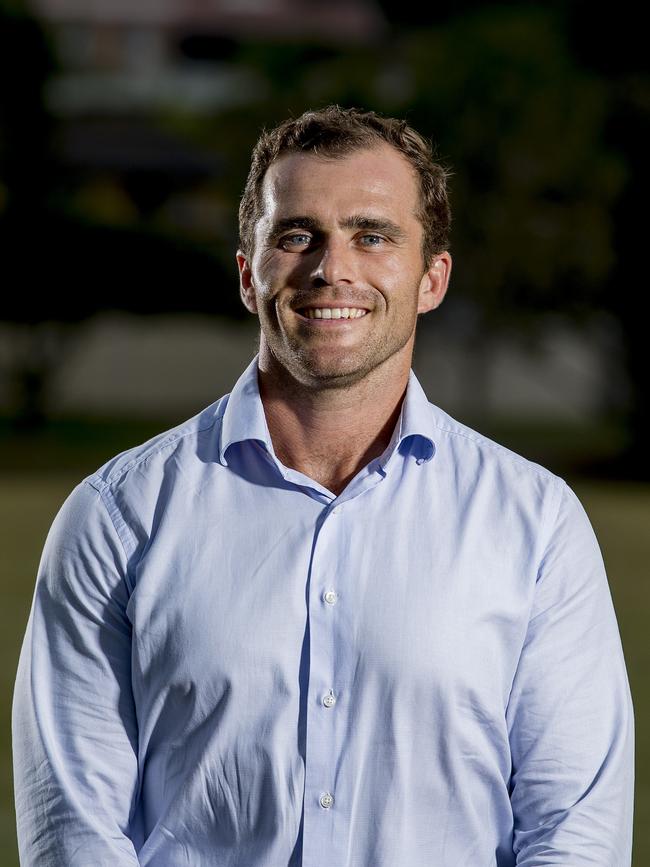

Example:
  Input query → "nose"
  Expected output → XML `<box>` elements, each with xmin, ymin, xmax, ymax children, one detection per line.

<box><xmin>309</xmin><ymin>234</ymin><xmax>356</xmax><ymax>286</ymax></box>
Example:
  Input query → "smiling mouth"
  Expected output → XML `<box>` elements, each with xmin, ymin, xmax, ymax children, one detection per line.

<box><xmin>295</xmin><ymin>306</ymin><xmax>369</xmax><ymax>321</ymax></box>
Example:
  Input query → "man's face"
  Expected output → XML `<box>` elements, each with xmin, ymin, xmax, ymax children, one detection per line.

<box><xmin>236</xmin><ymin>142</ymin><xmax>451</xmax><ymax>390</ymax></box>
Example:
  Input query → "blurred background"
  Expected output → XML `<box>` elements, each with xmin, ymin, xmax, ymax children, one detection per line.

<box><xmin>1</xmin><ymin>0</ymin><xmax>647</xmax><ymax>861</ymax></box>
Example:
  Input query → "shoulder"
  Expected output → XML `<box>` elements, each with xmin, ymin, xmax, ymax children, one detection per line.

<box><xmin>65</xmin><ymin>393</ymin><xmax>233</xmax><ymax>568</ymax></box>
<box><xmin>427</xmin><ymin>400</ymin><xmax>559</xmax><ymax>481</ymax></box>
<box><xmin>424</xmin><ymin>399</ymin><xmax>568</xmax><ymax>518</ymax></box>
<box><xmin>82</xmin><ymin>393</ymin><xmax>231</xmax><ymax>496</ymax></box>
<box><xmin>420</xmin><ymin>402</ymin><xmax>600</xmax><ymax>572</ymax></box>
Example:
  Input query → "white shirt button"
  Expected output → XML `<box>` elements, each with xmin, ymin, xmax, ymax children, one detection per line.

<box><xmin>331</xmin><ymin>506</ymin><xmax>340</xmax><ymax>515</ymax></box>
<box><xmin>320</xmin><ymin>792</ymin><xmax>334</xmax><ymax>809</ymax></box>
<box><xmin>322</xmin><ymin>689</ymin><xmax>336</xmax><ymax>708</ymax></box>
<box><xmin>324</xmin><ymin>590</ymin><xmax>337</xmax><ymax>605</ymax></box>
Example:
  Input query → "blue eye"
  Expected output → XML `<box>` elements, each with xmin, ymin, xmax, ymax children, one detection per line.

<box><xmin>281</xmin><ymin>234</ymin><xmax>311</xmax><ymax>249</ymax></box>
<box><xmin>279</xmin><ymin>232</ymin><xmax>385</xmax><ymax>250</ymax></box>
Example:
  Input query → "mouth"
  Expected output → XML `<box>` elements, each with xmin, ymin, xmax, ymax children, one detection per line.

<box><xmin>293</xmin><ymin>305</ymin><xmax>371</xmax><ymax>324</ymax></box>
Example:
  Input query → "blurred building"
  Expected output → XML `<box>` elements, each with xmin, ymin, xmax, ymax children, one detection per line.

<box><xmin>28</xmin><ymin>0</ymin><xmax>386</xmax><ymax>115</ymax></box>
<box><xmin>20</xmin><ymin>0</ymin><xmax>386</xmax><ymax>231</ymax></box>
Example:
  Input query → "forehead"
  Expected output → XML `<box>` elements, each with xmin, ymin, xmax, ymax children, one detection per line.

<box><xmin>258</xmin><ymin>143</ymin><xmax>421</xmax><ymax>223</ymax></box>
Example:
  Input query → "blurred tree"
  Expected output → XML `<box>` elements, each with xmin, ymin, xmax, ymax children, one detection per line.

<box><xmin>394</xmin><ymin>7</ymin><xmax>625</xmax><ymax>422</ymax></box>
<box><xmin>0</xmin><ymin>0</ymin><xmax>57</xmax><ymax>217</ymax></box>
<box><xmin>563</xmin><ymin>0</ymin><xmax>650</xmax><ymax>475</ymax></box>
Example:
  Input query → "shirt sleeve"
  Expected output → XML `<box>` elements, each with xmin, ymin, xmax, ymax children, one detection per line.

<box><xmin>506</xmin><ymin>478</ymin><xmax>635</xmax><ymax>864</ymax></box>
<box><xmin>12</xmin><ymin>479</ymin><xmax>142</xmax><ymax>866</ymax></box>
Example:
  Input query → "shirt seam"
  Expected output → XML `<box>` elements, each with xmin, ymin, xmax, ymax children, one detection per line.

<box><xmin>92</xmin><ymin>403</ymin><xmax>228</xmax><ymax>489</ymax></box>
<box><xmin>533</xmin><ymin>475</ymin><xmax>569</xmax><ymax>587</ymax></box>
<box><xmin>428</xmin><ymin>407</ymin><xmax>559</xmax><ymax>483</ymax></box>
<box><xmin>83</xmin><ymin>477</ymin><xmax>138</xmax><ymax>594</ymax></box>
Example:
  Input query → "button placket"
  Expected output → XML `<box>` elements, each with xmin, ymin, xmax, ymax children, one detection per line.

<box><xmin>303</xmin><ymin>499</ymin><xmax>353</xmax><ymax>863</ymax></box>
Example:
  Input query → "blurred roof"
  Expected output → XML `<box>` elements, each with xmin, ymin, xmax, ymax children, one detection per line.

<box><xmin>28</xmin><ymin>0</ymin><xmax>387</xmax><ymax>42</ymax></box>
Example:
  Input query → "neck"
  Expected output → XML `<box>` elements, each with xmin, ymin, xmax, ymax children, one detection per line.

<box><xmin>257</xmin><ymin>348</ymin><xmax>411</xmax><ymax>495</ymax></box>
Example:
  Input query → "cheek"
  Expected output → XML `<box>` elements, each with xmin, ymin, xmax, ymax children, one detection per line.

<box><xmin>369</xmin><ymin>252</ymin><xmax>415</xmax><ymax>285</ymax></box>
<box><xmin>248</xmin><ymin>273</ymin><xmax>278</xmax><ymax>309</ymax></box>
<box><xmin>372</xmin><ymin>266</ymin><xmax>413</xmax><ymax>300</ymax></box>
<box><xmin>252</xmin><ymin>262</ymin><xmax>291</xmax><ymax>301</ymax></box>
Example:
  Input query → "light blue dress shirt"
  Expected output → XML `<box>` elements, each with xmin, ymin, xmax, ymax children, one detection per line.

<box><xmin>13</xmin><ymin>352</ymin><xmax>634</xmax><ymax>866</ymax></box>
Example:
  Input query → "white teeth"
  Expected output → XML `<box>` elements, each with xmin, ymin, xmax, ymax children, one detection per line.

<box><xmin>304</xmin><ymin>307</ymin><xmax>367</xmax><ymax>319</ymax></box>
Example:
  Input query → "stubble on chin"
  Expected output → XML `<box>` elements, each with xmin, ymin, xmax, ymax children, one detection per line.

<box><xmin>271</xmin><ymin>350</ymin><xmax>369</xmax><ymax>394</ymax></box>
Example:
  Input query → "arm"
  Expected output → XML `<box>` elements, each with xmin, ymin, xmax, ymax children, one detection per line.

<box><xmin>506</xmin><ymin>479</ymin><xmax>634</xmax><ymax>865</ymax></box>
<box><xmin>12</xmin><ymin>479</ymin><xmax>142</xmax><ymax>866</ymax></box>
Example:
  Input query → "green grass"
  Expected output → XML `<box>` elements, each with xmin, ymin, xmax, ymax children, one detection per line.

<box><xmin>570</xmin><ymin>479</ymin><xmax>650</xmax><ymax>864</ymax></box>
<box><xmin>1</xmin><ymin>475</ymin><xmax>76</xmax><ymax>867</ymax></box>
<box><xmin>1</xmin><ymin>473</ymin><xmax>648</xmax><ymax>863</ymax></box>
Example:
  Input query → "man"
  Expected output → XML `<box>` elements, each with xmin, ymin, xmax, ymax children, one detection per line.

<box><xmin>13</xmin><ymin>105</ymin><xmax>634</xmax><ymax>865</ymax></box>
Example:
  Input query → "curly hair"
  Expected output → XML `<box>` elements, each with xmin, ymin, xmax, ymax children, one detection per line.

<box><xmin>238</xmin><ymin>104</ymin><xmax>451</xmax><ymax>269</ymax></box>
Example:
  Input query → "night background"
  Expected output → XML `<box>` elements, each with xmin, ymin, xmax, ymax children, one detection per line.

<box><xmin>1</xmin><ymin>0</ymin><xmax>648</xmax><ymax>861</ymax></box>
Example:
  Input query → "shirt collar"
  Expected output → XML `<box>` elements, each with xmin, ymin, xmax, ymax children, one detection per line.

<box><xmin>218</xmin><ymin>353</ymin><xmax>435</xmax><ymax>468</ymax></box>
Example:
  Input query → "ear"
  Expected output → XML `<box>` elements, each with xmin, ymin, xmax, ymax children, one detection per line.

<box><xmin>236</xmin><ymin>250</ymin><xmax>258</xmax><ymax>315</ymax></box>
<box><xmin>417</xmin><ymin>251</ymin><xmax>452</xmax><ymax>314</ymax></box>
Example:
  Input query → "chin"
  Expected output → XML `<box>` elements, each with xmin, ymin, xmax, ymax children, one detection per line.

<box><xmin>298</xmin><ymin>362</ymin><xmax>372</xmax><ymax>390</ymax></box>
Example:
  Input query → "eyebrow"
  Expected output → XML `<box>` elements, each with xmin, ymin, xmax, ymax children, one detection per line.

<box><xmin>265</xmin><ymin>214</ymin><xmax>408</xmax><ymax>243</ymax></box>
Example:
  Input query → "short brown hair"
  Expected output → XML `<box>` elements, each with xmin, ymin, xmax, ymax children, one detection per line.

<box><xmin>238</xmin><ymin>104</ymin><xmax>451</xmax><ymax>269</ymax></box>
